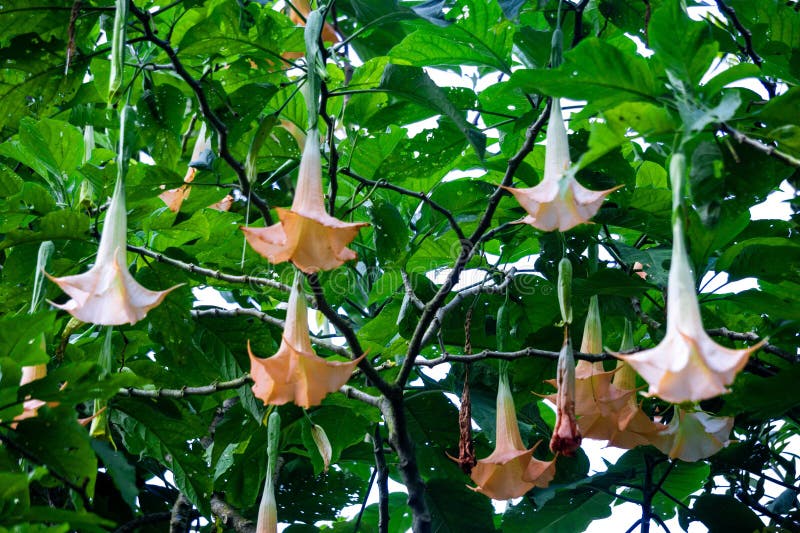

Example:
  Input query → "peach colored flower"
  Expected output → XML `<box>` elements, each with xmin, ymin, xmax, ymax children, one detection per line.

<box><xmin>615</xmin><ymin>218</ymin><xmax>763</xmax><ymax>404</ymax></box>
<box><xmin>548</xmin><ymin>301</ymin><xmax>666</xmax><ymax>449</ymax></box>
<box><xmin>48</xmin><ymin>175</ymin><xmax>181</xmax><ymax>326</ymax></box>
<box><xmin>549</xmin><ymin>330</ymin><xmax>582</xmax><ymax>456</ymax></box>
<box><xmin>248</xmin><ymin>275</ymin><xmax>363</xmax><ymax>408</ymax></box>
<box><xmin>159</xmin><ymin>123</ymin><xmax>232</xmax><ymax>213</ymax></box>
<box><xmin>470</xmin><ymin>371</ymin><xmax>555</xmax><ymax>500</ymax></box>
<box><xmin>241</xmin><ymin>130</ymin><xmax>368</xmax><ymax>273</ymax></box>
<box><xmin>282</xmin><ymin>0</ymin><xmax>340</xmax><ymax>60</ymax></box>
<box><xmin>653</xmin><ymin>408</ymin><xmax>733</xmax><ymax>462</ymax></box>
<box><xmin>504</xmin><ymin>99</ymin><xmax>620</xmax><ymax>232</ymax></box>
<box><xmin>13</xmin><ymin>364</ymin><xmax>49</xmax><ymax>426</ymax></box>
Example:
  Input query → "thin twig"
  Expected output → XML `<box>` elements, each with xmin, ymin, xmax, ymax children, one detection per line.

<box><xmin>190</xmin><ymin>308</ymin><xmax>350</xmax><ymax>356</ymax></box>
<box><xmin>720</xmin><ymin>124</ymin><xmax>800</xmax><ymax>168</ymax></box>
<box><xmin>340</xmin><ymin>168</ymin><xmax>467</xmax><ymax>242</ymax></box>
<box><xmin>128</xmin><ymin>244</ymin><xmax>291</xmax><ymax>293</ymax></box>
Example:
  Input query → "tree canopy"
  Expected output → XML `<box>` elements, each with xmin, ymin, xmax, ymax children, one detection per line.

<box><xmin>0</xmin><ymin>0</ymin><xmax>799</xmax><ymax>532</ymax></box>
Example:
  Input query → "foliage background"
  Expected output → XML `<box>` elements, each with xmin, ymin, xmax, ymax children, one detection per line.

<box><xmin>0</xmin><ymin>0</ymin><xmax>798</xmax><ymax>531</ymax></box>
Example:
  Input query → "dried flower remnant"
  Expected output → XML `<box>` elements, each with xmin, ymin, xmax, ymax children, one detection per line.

<box><xmin>469</xmin><ymin>371</ymin><xmax>555</xmax><ymax>500</ymax></box>
<box><xmin>248</xmin><ymin>274</ymin><xmax>363</xmax><ymax>408</ymax></box>
<box><xmin>504</xmin><ymin>99</ymin><xmax>621</xmax><ymax>232</ymax></box>
<box><xmin>549</xmin><ymin>330</ymin><xmax>582</xmax><ymax>456</ymax></box>
<box><xmin>242</xmin><ymin>130</ymin><xmax>368</xmax><ymax>273</ymax></box>
<box><xmin>615</xmin><ymin>154</ymin><xmax>763</xmax><ymax>403</ymax></box>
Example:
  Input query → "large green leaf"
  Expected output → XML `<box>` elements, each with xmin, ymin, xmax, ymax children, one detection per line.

<box><xmin>425</xmin><ymin>478</ymin><xmax>496</xmax><ymax>532</ymax></box>
<box><xmin>510</xmin><ymin>38</ymin><xmax>660</xmax><ymax>108</ymax></box>
<box><xmin>379</xmin><ymin>64</ymin><xmax>486</xmax><ymax>157</ymax></box>
<box><xmin>389</xmin><ymin>0</ymin><xmax>513</xmax><ymax>72</ymax></box>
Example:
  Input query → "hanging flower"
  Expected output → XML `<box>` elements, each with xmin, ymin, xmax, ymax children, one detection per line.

<box><xmin>241</xmin><ymin>130</ymin><xmax>368</xmax><ymax>273</ymax></box>
<box><xmin>549</xmin><ymin>306</ymin><xmax>666</xmax><ymax>449</ymax></box>
<box><xmin>549</xmin><ymin>329</ymin><xmax>582</xmax><ymax>456</ymax></box>
<box><xmin>48</xmin><ymin>168</ymin><xmax>181</xmax><ymax>326</ymax></box>
<box><xmin>248</xmin><ymin>274</ymin><xmax>363</xmax><ymax>408</ymax></box>
<box><xmin>504</xmin><ymin>99</ymin><xmax>620</xmax><ymax>232</ymax></box>
<box><xmin>13</xmin><ymin>364</ymin><xmax>49</xmax><ymax>425</ymax></box>
<box><xmin>653</xmin><ymin>408</ymin><xmax>733</xmax><ymax>462</ymax></box>
<box><xmin>159</xmin><ymin>123</ymin><xmax>232</xmax><ymax>213</ymax></box>
<box><xmin>615</xmin><ymin>155</ymin><xmax>763</xmax><ymax>403</ymax></box>
<box><xmin>469</xmin><ymin>371</ymin><xmax>555</xmax><ymax>500</ymax></box>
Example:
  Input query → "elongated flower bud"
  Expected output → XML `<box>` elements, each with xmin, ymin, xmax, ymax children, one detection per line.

<box><xmin>557</xmin><ymin>257</ymin><xmax>573</xmax><ymax>325</ymax></box>
<box><xmin>257</xmin><ymin>410</ymin><xmax>281</xmax><ymax>533</ymax></box>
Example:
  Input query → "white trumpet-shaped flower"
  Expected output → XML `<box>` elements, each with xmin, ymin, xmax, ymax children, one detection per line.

<box><xmin>504</xmin><ymin>100</ymin><xmax>620</xmax><ymax>232</ymax></box>
<box><xmin>615</xmin><ymin>154</ymin><xmax>763</xmax><ymax>403</ymax></box>
<box><xmin>654</xmin><ymin>408</ymin><xmax>733</xmax><ymax>462</ymax></box>
<box><xmin>48</xmin><ymin>173</ymin><xmax>181</xmax><ymax>326</ymax></box>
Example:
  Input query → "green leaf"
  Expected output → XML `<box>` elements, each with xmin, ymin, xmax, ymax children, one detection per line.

<box><xmin>425</xmin><ymin>478</ymin><xmax>496</xmax><ymax>532</ymax></box>
<box><xmin>18</xmin><ymin>118</ymin><xmax>84</xmax><ymax>181</ymax></box>
<box><xmin>503</xmin><ymin>487</ymin><xmax>614</xmax><ymax>532</ymax></box>
<box><xmin>369</xmin><ymin>199</ymin><xmax>409</xmax><ymax>266</ymax></box>
<box><xmin>388</xmin><ymin>0</ymin><xmax>512</xmax><ymax>72</ymax></box>
<box><xmin>0</xmin><ymin>210</ymin><xmax>91</xmax><ymax>250</ymax></box>
<box><xmin>510</xmin><ymin>38</ymin><xmax>660</xmax><ymax>108</ymax></box>
<box><xmin>0</xmin><ymin>311</ymin><xmax>53</xmax><ymax>365</ymax></box>
<box><xmin>687</xmin><ymin>494</ymin><xmax>764</xmax><ymax>533</ymax></box>
<box><xmin>10</xmin><ymin>406</ymin><xmax>98</xmax><ymax>497</ymax></box>
<box><xmin>90</xmin><ymin>441</ymin><xmax>138</xmax><ymax>511</ymax></box>
<box><xmin>113</xmin><ymin>398</ymin><xmax>212</xmax><ymax>513</ymax></box>
<box><xmin>722</xmin><ymin>365</ymin><xmax>800</xmax><ymax>419</ymax></box>
<box><xmin>20</xmin><ymin>507</ymin><xmax>114</xmax><ymax>532</ymax></box>
<box><xmin>0</xmin><ymin>472</ymin><xmax>29</xmax><ymax>520</ymax></box>
<box><xmin>380</xmin><ymin>64</ymin><xmax>486</xmax><ymax>157</ymax></box>
<box><xmin>649</xmin><ymin>2</ymin><xmax>718</xmax><ymax>85</ymax></box>
<box><xmin>716</xmin><ymin>237</ymin><xmax>800</xmax><ymax>283</ymax></box>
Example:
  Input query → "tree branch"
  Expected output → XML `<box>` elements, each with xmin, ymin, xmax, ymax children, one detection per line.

<box><xmin>129</xmin><ymin>244</ymin><xmax>291</xmax><ymax>293</ymax></box>
<box><xmin>190</xmin><ymin>308</ymin><xmax>350</xmax><ymax>356</ymax></box>
<box><xmin>415</xmin><ymin>346</ymin><xmax>616</xmax><ymax>367</ymax></box>
<box><xmin>306</xmin><ymin>274</ymin><xmax>394</xmax><ymax>397</ymax></box>
<box><xmin>127</xmin><ymin>3</ymin><xmax>274</xmax><ymax>224</ymax></box>
<box><xmin>118</xmin><ymin>376</ymin><xmax>382</xmax><ymax>407</ymax></box>
<box><xmin>720</xmin><ymin>124</ymin><xmax>800</xmax><ymax>168</ymax></box>
<box><xmin>169</xmin><ymin>493</ymin><xmax>195</xmax><ymax>533</ymax></box>
<box><xmin>340</xmin><ymin>168</ymin><xmax>467</xmax><ymax>242</ymax></box>
<box><xmin>373</xmin><ymin>424</ymin><xmax>390</xmax><ymax>533</ymax></box>
<box><xmin>114</xmin><ymin>512</ymin><xmax>173</xmax><ymax>533</ymax></box>
<box><xmin>396</xmin><ymin>102</ymin><xmax>550</xmax><ymax>387</ymax></box>
<box><xmin>210</xmin><ymin>494</ymin><xmax>255</xmax><ymax>533</ymax></box>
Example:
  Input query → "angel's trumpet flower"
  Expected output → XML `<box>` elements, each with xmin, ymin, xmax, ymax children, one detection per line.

<box><xmin>504</xmin><ymin>99</ymin><xmax>620</xmax><ymax>232</ymax></box>
<box><xmin>13</xmin><ymin>364</ymin><xmax>48</xmax><ymax>425</ymax></box>
<box><xmin>248</xmin><ymin>274</ymin><xmax>363</xmax><ymax>408</ymax></box>
<box><xmin>48</xmin><ymin>110</ymin><xmax>180</xmax><ymax>325</ymax></box>
<box><xmin>548</xmin><ymin>297</ymin><xmax>629</xmax><ymax>442</ymax></box>
<box><xmin>653</xmin><ymin>408</ymin><xmax>733</xmax><ymax>462</ymax></box>
<box><xmin>241</xmin><ymin>130</ymin><xmax>368</xmax><ymax>273</ymax></box>
<box><xmin>160</xmin><ymin>123</ymin><xmax>232</xmax><ymax>213</ymax></box>
<box><xmin>469</xmin><ymin>371</ymin><xmax>555</xmax><ymax>500</ymax></box>
<box><xmin>615</xmin><ymin>154</ymin><xmax>763</xmax><ymax>403</ymax></box>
